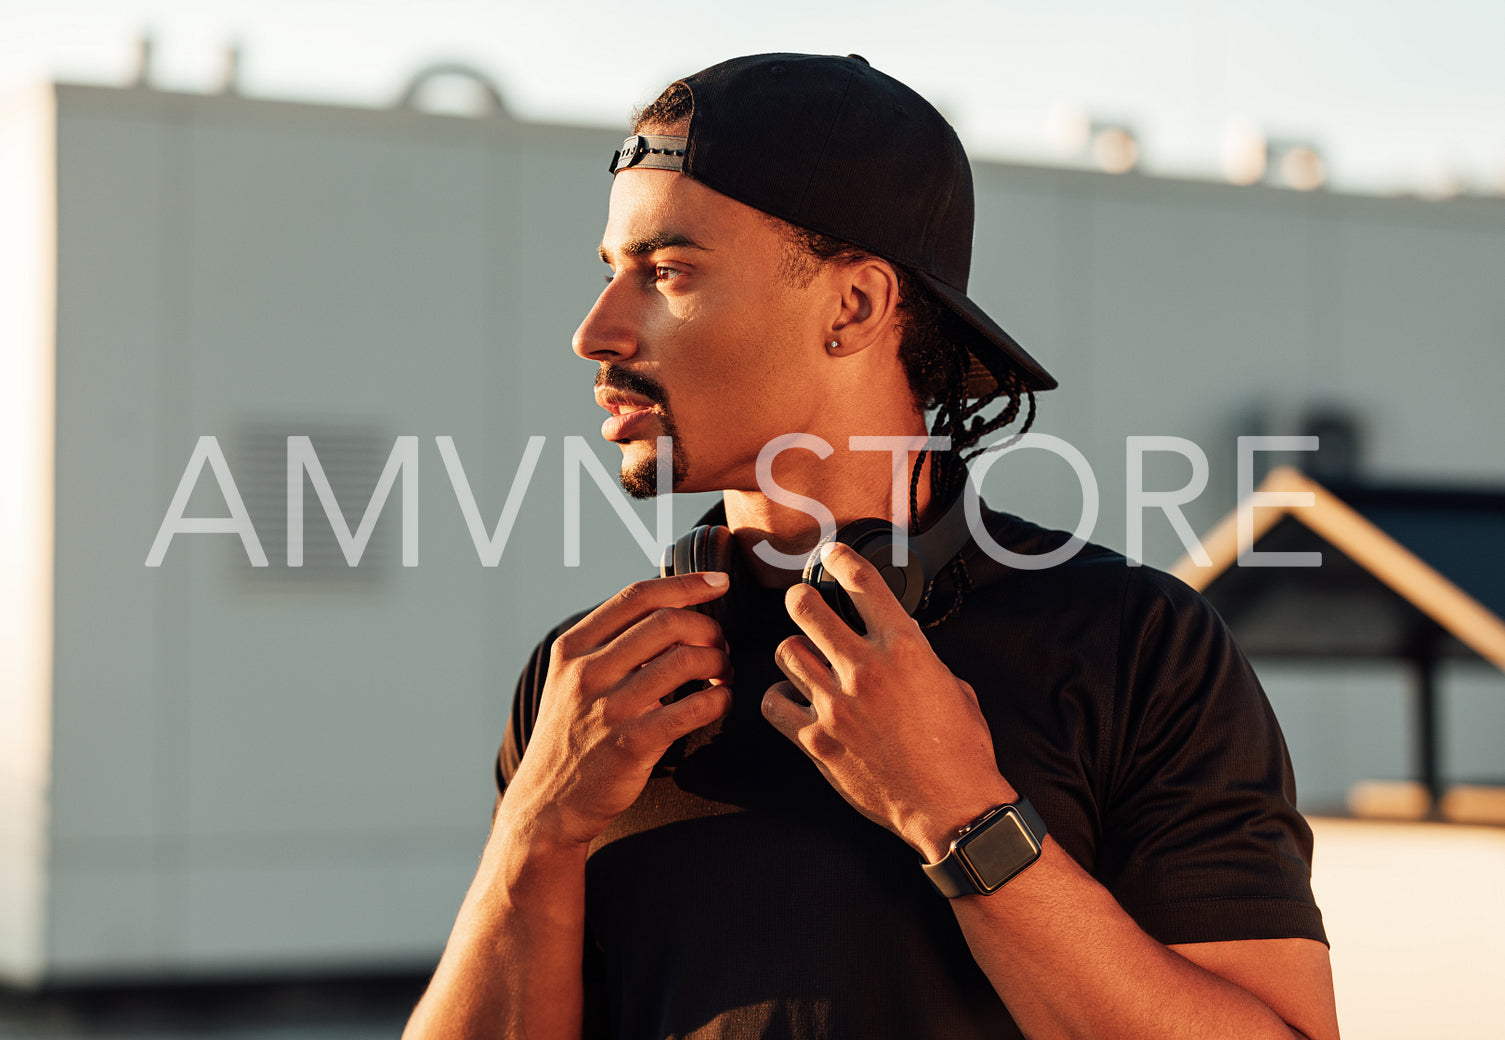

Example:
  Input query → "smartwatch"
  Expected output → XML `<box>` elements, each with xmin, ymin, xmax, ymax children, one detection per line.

<box><xmin>922</xmin><ymin>797</ymin><xmax>1047</xmax><ymax>898</ymax></box>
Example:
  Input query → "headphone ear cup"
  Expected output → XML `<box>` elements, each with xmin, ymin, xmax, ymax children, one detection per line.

<box><xmin>802</xmin><ymin>518</ymin><xmax>929</xmax><ymax>635</ymax></box>
<box><xmin>662</xmin><ymin>524</ymin><xmax>744</xmax><ymax>633</ymax></box>
<box><xmin>695</xmin><ymin>525</ymin><xmax>750</xmax><ymax>634</ymax></box>
<box><xmin>693</xmin><ymin>524</ymin><xmax>733</xmax><ymax>574</ymax></box>
<box><xmin>679</xmin><ymin>526</ymin><xmax>704</xmax><ymax>581</ymax></box>
<box><xmin>660</xmin><ymin>529</ymin><xmax>693</xmax><ymax>579</ymax></box>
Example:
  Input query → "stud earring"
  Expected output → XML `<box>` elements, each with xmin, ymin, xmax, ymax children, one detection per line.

<box><xmin>827</xmin><ymin>340</ymin><xmax>840</xmax><ymax>351</ymax></box>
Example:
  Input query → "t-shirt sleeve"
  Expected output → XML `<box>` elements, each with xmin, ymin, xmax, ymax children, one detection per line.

<box><xmin>1095</xmin><ymin>571</ymin><xmax>1327</xmax><ymax>947</ymax></box>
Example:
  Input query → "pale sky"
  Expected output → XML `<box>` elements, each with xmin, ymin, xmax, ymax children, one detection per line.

<box><xmin>4</xmin><ymin>0</ymin><xmax>1504</xmax><ymax>196</ymax></box>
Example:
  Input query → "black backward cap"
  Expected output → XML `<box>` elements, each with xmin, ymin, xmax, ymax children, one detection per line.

<box><xmin>618</xmin><ymin>53</ymin><xmax>1056</xmax><ymax>394</ymax></box>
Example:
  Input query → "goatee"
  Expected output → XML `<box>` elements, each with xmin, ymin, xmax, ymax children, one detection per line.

<box><xmin>596</xmin><ymin>363</ymin><xmax>689</xmax><ymax>498</ymax></box>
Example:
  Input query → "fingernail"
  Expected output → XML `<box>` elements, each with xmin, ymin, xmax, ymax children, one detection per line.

<box><xmin>819</xmin><ymin>540</ymin><xmax>840</xmax><ymax>563</ymax></box>
<box><xmin>703</xmin><ymin>571</ymin><xmax>729</xmax><ymax>587</ymax></box>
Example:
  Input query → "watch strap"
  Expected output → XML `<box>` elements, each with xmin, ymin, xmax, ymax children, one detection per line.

<box><xmin>922</xmin><ymin>796</ymin><xmax>1047</xmax><ymax>898</ymax></box>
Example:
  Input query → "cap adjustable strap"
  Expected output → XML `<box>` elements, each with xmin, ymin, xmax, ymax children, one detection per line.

<box><xmin>609</xmin><ymin>134</ymin><xmax>689</xmax><ymax>174</ymax></box>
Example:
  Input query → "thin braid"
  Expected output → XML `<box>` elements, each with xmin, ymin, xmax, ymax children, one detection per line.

<box><xmin>938</xmin><ymin>345</ymin><xmax>973</xmax><ymax>503</ymax></box>
<box><xmin>908</xmin><ymin>345</ymin><xmax>970</xmax><ymax>536</ymax></box>
<box><xmin>908</xmin><ymin>447</ymin><xmax>927</xmax><ymax>538</ymax></box>
<box><xmin>923</xmin><ymin>555</ymin><xmax>973</xmax><ymax>628</ymax></box>
<box><xmin>946</xmin><ymin>349</ymin><xmax>970</xmax><ymax>488</ymax></box>
<box><xmin>961</xmin><ymin>372</ymin><xmax>1038</xmax><ymax>463</ymax></box>
<box><xmin>915</xmin><ymin>350</ymin><xmax>1035</xmax><ymax>630</ymax></box>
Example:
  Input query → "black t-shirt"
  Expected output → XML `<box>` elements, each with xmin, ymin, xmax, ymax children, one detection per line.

<box><xmin>496</xmin><ymin>507</ymin><xmax>1326</xmax><ymax>1039</ymax></box>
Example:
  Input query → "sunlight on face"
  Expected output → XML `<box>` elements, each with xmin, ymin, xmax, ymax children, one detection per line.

<box><xmin>576</xmin><ymin>169</ymin><xmax>832</xmax><ymax>496</ymax></box>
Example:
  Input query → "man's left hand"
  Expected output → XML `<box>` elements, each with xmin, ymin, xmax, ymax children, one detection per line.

<box><xmin>761</xmin><ymin>541</ymin><xmax>1014</xmax><ymax>860</ymax></box>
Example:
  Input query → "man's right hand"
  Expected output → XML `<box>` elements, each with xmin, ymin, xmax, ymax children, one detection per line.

<box><xmin>501</xmin><ymin>571</ymin><xmax>734</xmax><ymax>848</ymax></box>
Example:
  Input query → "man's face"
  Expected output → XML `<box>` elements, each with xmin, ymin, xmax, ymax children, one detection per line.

<box><xmin>574</xmin><ymin>169</ymin><xmax>834</xmax><ymax>497</ymax></box>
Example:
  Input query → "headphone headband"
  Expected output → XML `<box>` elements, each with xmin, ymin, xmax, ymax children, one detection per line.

<box><xmin>908</xmin><ymin>482</ymin><xmax>973</xmax><ymax>577</ymax></box>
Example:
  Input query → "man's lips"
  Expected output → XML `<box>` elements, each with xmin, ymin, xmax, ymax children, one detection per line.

<box><xmin>594</xmin><ymin>387</ymin><xmax>658</xmax><ymax>416</ymax></box>
<box><xmin>595</xmin><ymin>387</ymin><xmax>662</xmax><ymax>441</ymax></box>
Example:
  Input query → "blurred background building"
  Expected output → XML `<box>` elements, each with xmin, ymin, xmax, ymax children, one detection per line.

<box><xmin>2</xmin><ymin>16</ymin><xmax>1504</xmax><ymax>1038</ymax></box>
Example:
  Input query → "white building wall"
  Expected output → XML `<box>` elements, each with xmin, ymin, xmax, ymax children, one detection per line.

<box><xmin>971</xmin><ymin>164</ymin><xmax>1505</xmax><ymax>559</ymax></box>
<box><xmin>3</xmin><ymin>80</ymin><xmax>1501</xmax><ymax>981</ymax></box>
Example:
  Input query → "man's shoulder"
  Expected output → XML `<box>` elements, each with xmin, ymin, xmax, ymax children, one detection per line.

<box><xmin>959</xmin><ymin>506</ymin><xmax>1213</xmax><ymax>626</ymax></box>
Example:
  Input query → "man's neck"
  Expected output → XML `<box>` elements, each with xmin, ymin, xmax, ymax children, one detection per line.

<box><xmin>721</xmin><ymin>446</ymin><xmax>939</xmax><ymax>588</ymax></box>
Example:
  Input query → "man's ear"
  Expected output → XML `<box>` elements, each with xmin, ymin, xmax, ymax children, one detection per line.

<box><xmin>828</xmin><ymin>258</ymin><xmax>901</xmax><ymax>355</ymax></box>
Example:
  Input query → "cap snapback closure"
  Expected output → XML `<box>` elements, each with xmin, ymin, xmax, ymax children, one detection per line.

<box><xmin>609</xmin><ymin>134</ymin><xmax>689</xmax><ymax>174</ymax></box>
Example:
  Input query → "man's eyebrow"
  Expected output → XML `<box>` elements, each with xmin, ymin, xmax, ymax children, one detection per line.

<box><xmin>598</xmin><ymin>232</ymin><xmax>711</xmax><ymax>263</ymax></box>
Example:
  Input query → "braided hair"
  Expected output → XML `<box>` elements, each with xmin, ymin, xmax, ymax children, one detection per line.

<box><xmin>781</xmin><ymin>225</ymin><xmax>1038</xmax><ymax>627</ymax></box>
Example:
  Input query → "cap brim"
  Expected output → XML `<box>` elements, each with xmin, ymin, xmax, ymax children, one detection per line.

<box><xmin>914</xmin><ymin>272</ymin><xmax>1057</xmax><ymax>396</ymax></box>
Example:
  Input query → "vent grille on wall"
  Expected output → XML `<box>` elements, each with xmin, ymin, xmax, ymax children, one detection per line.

<box><xmin>232</xmin><ymin>422</ymin><xmax>396</xmax><ymax>581</ymax></box>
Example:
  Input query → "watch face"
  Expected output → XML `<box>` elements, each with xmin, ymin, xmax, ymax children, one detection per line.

<box><xmin>960</xmin><ymin>808</ymin><xmax>1042</xmax><ymax>892</ymax></box>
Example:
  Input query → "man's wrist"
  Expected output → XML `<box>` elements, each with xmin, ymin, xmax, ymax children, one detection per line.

<box><xmin>481</xmin><ymin>805</ymin><xmax>591</xmax><ymax>913</ymax></box>
<box><xmin>908</xmin><ymin>779</ymin><xmax>1019</xmax><ymax>864</ymax></box>
<box><xmin>489</xmin><ymin>797</ymin><xmax>593</xmax><ymax>862</ymax></box>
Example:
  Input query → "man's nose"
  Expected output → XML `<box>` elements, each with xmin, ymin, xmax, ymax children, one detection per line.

<box><xmin>572</xmin><ymin>278</ymin><xmax>638</xmax><ymax>362</ymax></box>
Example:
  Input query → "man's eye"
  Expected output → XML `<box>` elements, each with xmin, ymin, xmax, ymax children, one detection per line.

<box><xmin>654</xmin><ymin>265</ymin><xmax>682</xmax><ymax>283</ymax></box>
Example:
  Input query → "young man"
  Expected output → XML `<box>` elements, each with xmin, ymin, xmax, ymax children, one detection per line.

<box><xmin>406</xmin><ymin>54</ymin><xmax>1340</xmax><ymax>1039</ymax></box>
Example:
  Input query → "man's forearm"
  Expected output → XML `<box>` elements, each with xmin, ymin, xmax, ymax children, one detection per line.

<box><xmin>404</xmin><ymin>806</ymin><xmax>589</xmax><ymax>1040</ymax></box>
<box><xmin>942</xmin><ymin>839</ymin><xmax>1338</xmax><ymax>1040</ymax></box>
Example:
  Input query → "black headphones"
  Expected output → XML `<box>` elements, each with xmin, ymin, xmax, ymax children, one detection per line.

<box><xmin>659</xmin><ymin>490</ymin><xmax>974</xmax><ymax>636</ymax></box>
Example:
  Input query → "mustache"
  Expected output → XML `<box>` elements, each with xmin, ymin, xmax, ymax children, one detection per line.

<box><xmin>594</xmin><ymin>364</ymin><xmax>669</xmax><ymax>407</ymax></box>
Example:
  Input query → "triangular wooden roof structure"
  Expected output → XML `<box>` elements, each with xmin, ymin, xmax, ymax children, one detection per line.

<box><xmin>1173</xmin><ymin>466</ymin><xmax>1505</xmax><ymax>671</ymax></box>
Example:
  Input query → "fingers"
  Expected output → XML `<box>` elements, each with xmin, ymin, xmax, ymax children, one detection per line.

<box><xmin>541</xmin><ymin>572</ymin><xmax>736</xmax><ymax>730</ymax></box>
<box><xmin>641</xmin><ymin>682</ymin><xmax>733</xmax><ymax>749</ymax></box>
<box><xmin>554</xmin><ymin>572</ymin><xmax>731</xmax><ymax>703</ymax></box>
<box><xmin>599</xmin><ymin>604</ymin><xmax>728</xmax><ymax>686</ymax></box>
<box><xmin>616</xmin><ymin>642</ymin><xmax>732</xmax><ymax>713</ymax></box>
<box><xmin>602</xmin><ymin>598</ymin><xmax>732</xmax><ymax>710</ymax></box>
<box><xmin>783</xmin><ymin>581</ymin><xmax>857</xmax><ymax>665</ymax></box>
<box><xmin>761</xmin><ymin>680</ymin><xmax>816</xmax><ymax>741</ymax></box>
<box><xmin>773</xmin><ymin>634</ymin><xmax>832</xmax><ymax>705</ymax></box>
<box><xmin>809</xmin><ymin>541</ymin><xmax>912</xmax><ymax>637</ymax></box>
<box><xmin>784</xmin><ymin>541</ymin><xmax>914</xmax><ymax>664</ymax></box>
<box><xmin>564</xmin><ymin>572</ymin><xmax>730</xmax><ymax>651</ymax></box>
